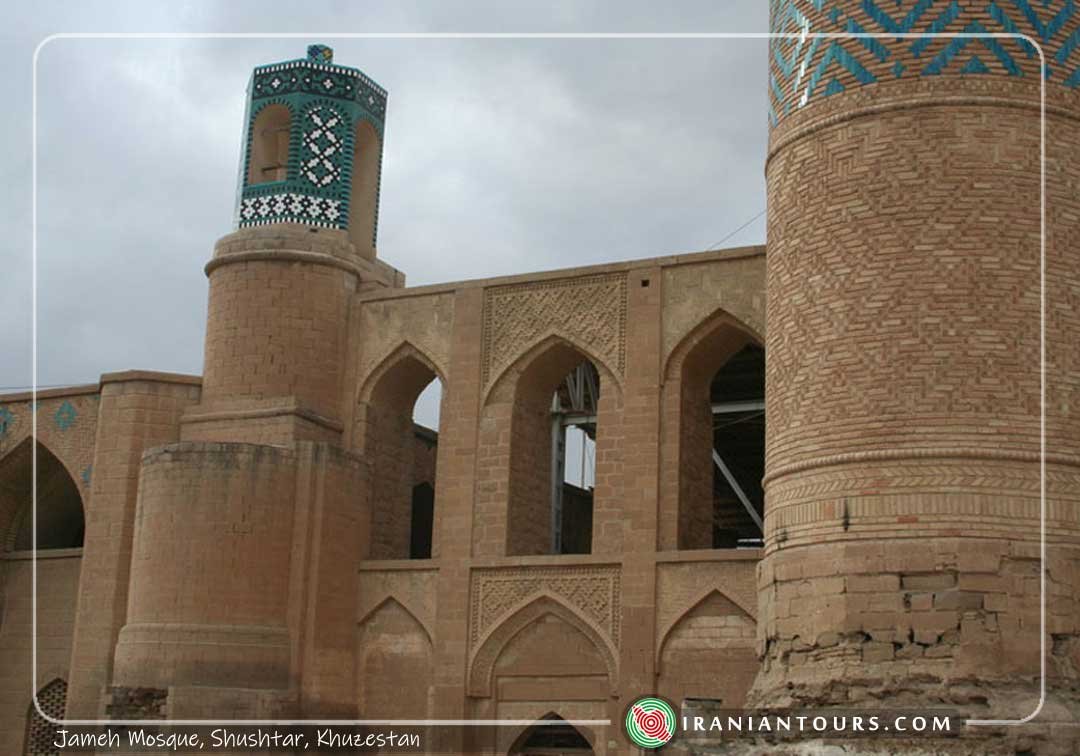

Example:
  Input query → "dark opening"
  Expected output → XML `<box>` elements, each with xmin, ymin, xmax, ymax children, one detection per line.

<box><xmin>409</xmin><ymin>482</ymin><xmax>434</xmax><ymax>559</ymax></box>
<box><xmin>559</xmin><ymin>482</ymin><xmax>593</xmax><ymax>555</ymax></box>
<box><xmin>511</xmin><ymin>714</ymin><xmax>593</xmax><ymax>755</ymax></box>
<box><xmin>710</xmin><ymin>343</ymin><xmax>765</xmax><ymax>549</ymax></box>
<box><xmin>2</xmin><ymin>439</ymin><xmax>84</xmax><ymax>552</ymax></box>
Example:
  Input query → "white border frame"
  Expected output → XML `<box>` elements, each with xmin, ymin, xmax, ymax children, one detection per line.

<box><xmin>30</xmin><ymin>30</ymin><xmax>1047</xmax><ymax>731</ymax></box>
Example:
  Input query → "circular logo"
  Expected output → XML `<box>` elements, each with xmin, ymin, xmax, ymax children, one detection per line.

<box><xmin>624</xmin><ymin>696</ymin><xmax>676</xmax><ymax>749</ymax></box>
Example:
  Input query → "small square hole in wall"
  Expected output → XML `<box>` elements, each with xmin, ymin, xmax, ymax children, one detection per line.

<box><xmin>641</xmin><ymin>279</ymin><xmax>650</xmax><ymax>287</ymax></box>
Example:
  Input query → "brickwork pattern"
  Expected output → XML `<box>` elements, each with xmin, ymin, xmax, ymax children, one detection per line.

<box><xmin>768</xmin><ymin>0</ymin><xmax>1080</xmax><ymax>128</ymax></box>
<box><xmin>758</xmin><ymin>1</ymin><xmax>1080</xmax><ymax>729</ymax></box>
<box><xmin>469</xmin><ymin>564</ymin><xmax>621</xmax><ymax>650</ymax></box>
<box><xmin>481</xmin><ymin>274</ymin><xmax>627</xmax><ymax>390</ymax></box>
<box><xmin>657</xmin><ymin>592</ymin><xmax>758</xmax><ymax>710</ymax></box>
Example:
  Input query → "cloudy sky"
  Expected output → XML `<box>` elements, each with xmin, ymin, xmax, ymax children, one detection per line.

<box><xmin>3</xmin><ymin>1</ymin><xmax>770</xmax><ymax>430</ymax></box>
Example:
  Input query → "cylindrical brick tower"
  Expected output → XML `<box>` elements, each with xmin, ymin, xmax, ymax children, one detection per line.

<box><xmin>190</xmin><ymin>43</ymin><xmax>400</xmax><ymax>443</ymax></box>
<box><xmin>755</xmin><ymin>0</ymin><xmax>1080</xmax><ymax>737</ymax></box>
<box><xmin>110</xmin><ymin>46</ymin><xmax>386</xmax><ymax>720</ymax></box>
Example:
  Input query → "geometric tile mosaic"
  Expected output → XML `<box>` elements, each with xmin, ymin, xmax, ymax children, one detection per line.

<box><xmin>0</xmin><ymin>406</ymin><xmax>12</xmax><ymax>437</ymax></box>
<box><xmin>239</xmin><ymin>192</ymin><xmax>343</xmax><ymax>227</ymax></box>
<box><xmin>301</xmin><ymin>106</ymin><xmax>346</xmax><ymax>188</ymax></box>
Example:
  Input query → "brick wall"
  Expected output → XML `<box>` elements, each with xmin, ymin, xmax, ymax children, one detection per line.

<box><xmin>0</xmin><ymin>552</ymin><xmax>81</xmax><ymax>755</ymax></box>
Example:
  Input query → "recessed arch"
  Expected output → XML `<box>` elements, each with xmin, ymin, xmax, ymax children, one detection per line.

<box><xmin>655</xmin><ymin>589</ymin><xmax>758</xmax><ymax>710</ymax></box>
<box><xmin>357</xmin><ymin>595</ymin><xmax>433</xmax><ymax>647</ymax></box>
<box><xmin>656</xmin><ymin>587</ymin><xmax>756</xmax><ymax>664</ymax></box>
<box><xmin>662</xmin><ymin>306</ymin><xmax>763</xmax><ymax>385</ymax></box>
<box><xmin>468</xmin><ymin>593</ymin><xmax>618</xmax><ymax>698</ymax></box>
<box><xmin>357</xmin><ymin>340</ymin><xmax>447</xmax><ymax>407</ymax></box>
<box><xmin>246</xmin><ymin>102</ymin><xmax>292</xmax><ymax>185</ymax></box>
<box><xmin>348</xmin><ymin>117</ymin><xmax>382</xmax><ymax>259</ymax></box>
<box><xmin>356</xmin><ymin>597</ymin><xmax>433</xmax><ymax>721</ymax></box>
<box><xmin>507</xmin><ymin>712</ymin><xmax>595</xmax><ymax>755</ymax></box>
<box><xmin>483</xmin><ymin>332</ymin><xmax>623</xmax><ymax>408</ymax></box>
<box><xmin>357</xmin><ymin>341</ymin><xmax>447</xmax><ymax>561</ymax></box>
<box><xmin>659</xmin><ymin>308</ymin><xmax>765</xmax><ymax>551</ymax></box>
<box><xmin>1</xmin><ymin>438</ymin><xmax>85</xmax><ymax>553</ymax></box>
<box><xmin>474</xmin><ymin>334</ymin><xmax>625</xmax><ymax>557</ymax></box>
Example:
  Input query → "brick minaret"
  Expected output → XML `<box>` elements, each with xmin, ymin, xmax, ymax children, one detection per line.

<box><xmin>754</xmin><ymin>0</ymin><xmax>1080</xmax><ymax>736</ymax></box>
<box><xmin>108</xmin><ymin>46</ymin><xmax>398</xmax><ymax>719</ymax></box>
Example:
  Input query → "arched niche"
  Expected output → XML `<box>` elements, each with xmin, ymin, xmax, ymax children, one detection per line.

<box><xmin>348</xmin><ymin>118</ymin><xmax>382</xmax><ymax>259</ymax></box>
<box><xmin>659</xmin><ymin>310</ymin><xmax>765</xmax><ymax>550</ymax></box>
<box><xmin>356</xmin><ymin>598</ymin><xmax>432</xmax><ymax>721</ymax></box>
<box><xmin>656</xmin><ymin>590</ymin><xmax>757</xmax><ymax>710</ymax></box>
<box><xmin>246</xmin><ymin>103</ymin><xmax>291</xmax><ymax>185</ymax></box>
<box><xmin>475</xmin><ymin>335</ymin><xmax>624</xmax><ymax>557</ymax></box>
<box><xmin>468</xmin><ymin>594</ymin><xmax>617</xmax><ymax>699</ymax></box>
<box><xmin>357</xmin><ymin>343</ymin><xmax>446</xmax><ymax>560</ymax></box>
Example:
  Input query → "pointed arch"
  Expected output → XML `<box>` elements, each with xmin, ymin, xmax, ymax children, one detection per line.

<box><xmin>507</xmin><ymin>712</ymin><xmax>595</xmax><ymax>755</ymax></box>
<box><xmin>656</xmin><ymin>587</ymin><xmax>756</xmax><ymax>664</ymax></box>
<box><xmin>468</xmin><ymin>592</ymin><xmax>618</xmax><ymax>698</ymax></box>
<box><xmin>1</xmin><ymin>438</ymin><xmax>85</xmax><ymax>553</ymax></box>
<box><xmin>483</xmin><ymin>331</ymin><xmax>622</xmax><ymax>408</ymax></box>
<box><xmin>246</xmin><ymin>101</ymin><xmax>292</xmax><ymax>185</ymax></box>
<box><xmin>358</xmin><ymin>340</ymin><xmax>447</xmax><ymax>407</ymax></box>
<box><xmin>348</xmin><ymin>117</ymin><xmax>383</xmax><ymax>258</ymax></box>
<box><xmin>655</xmin><ymin>588</ymin><xmax>758</xmax><ymax>710</ymax></box>
<box><xmin>474</xmin><ymin>333</ymin><xmax>626</xmax><ymax>556</ymax></box>
<box><xmin>356</xmin><ymin>596</ymin><xmax>433</xmax><ymax>721</ymax></box>
<box><xmin>659</xmin><ymin>307</ymin><xmax>765</xmax><ymax>551</ymax></box>
<box><xmin>662</xmin><ymin>306</ymin><xmax>763</xmax><ymax>384</ymax></box>
<box><xmin>357</xmin><ymin>595</ymin><xmax>433</xmax><ymax>647</ymax></box>
<box><xmin>357</xmin><ymin>341</ymin><xmax>446</xmax><ymax>561</ymax></box>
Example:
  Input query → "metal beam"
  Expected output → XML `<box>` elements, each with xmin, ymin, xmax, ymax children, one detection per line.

<box><xmin>712</xmin><ymin>449</ymin><xmax>764</xmax><ymax>532</ymax></box>
<box><xmin>551</xmin><ymin>413</ymin><xmax>566</xmax><ymax>554</ymax></box>
<box><xmin>711</xmin><ymin>399</ymin><xmax>765</xmax><ymax>414</ymax></box>
<box><xmin>560</xmin><ymin>413</ymin><xmax>597</xmax><ymax>428</ymax></box>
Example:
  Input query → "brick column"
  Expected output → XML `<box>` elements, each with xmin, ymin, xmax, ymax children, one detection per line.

<box><xmin>616</xmin><ymin>266</ymin><xmax>663</xmax><ymax>738</ymax></box>
<box><xmin>430</xmin><ymin>288</ymin><xmax>485</xmax><ymax>736</ymax></box>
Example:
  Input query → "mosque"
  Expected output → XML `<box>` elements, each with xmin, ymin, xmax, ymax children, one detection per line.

<box><xmin>2</xmin><ymin>2</ymin><xmax>1079</xmax><ymax>753</ymax></box>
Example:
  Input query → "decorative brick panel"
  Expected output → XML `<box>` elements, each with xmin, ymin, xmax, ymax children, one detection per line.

<box><xmin>481</xmin><ymin>274</ymin><xmax>627</xmax><ymax>389</ymax></box>
<box><xmin>469</xmin><ymin>565</ymin><xmax>621</xmax><ymax>650</ymax></box>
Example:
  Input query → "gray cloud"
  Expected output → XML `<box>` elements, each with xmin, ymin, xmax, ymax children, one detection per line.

<box><xmin>2</xmin><ymin>1</ymin><xmax>769</xmax><ymax>409</ymax></box>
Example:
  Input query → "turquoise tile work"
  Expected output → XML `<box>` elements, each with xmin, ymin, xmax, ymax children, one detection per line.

<box><xmin>54</xmin><ymin>400</ymin><xmax>77</xmax><ymax>431</ymax></box>
<box><xmin>769</xmin><ymin>1</ymin><xmax>1080</xmax><ymax>125</ymax></box>
<box><xmin>236</xmin><ymin>45</ymin><xmax>387</xmax><ymax>240</ymax></box>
